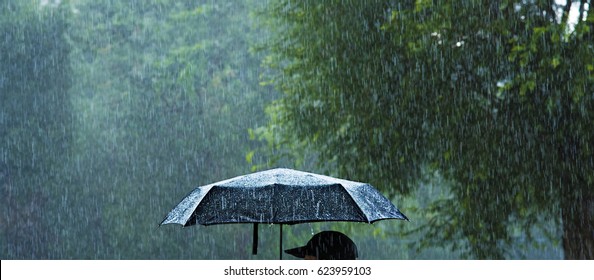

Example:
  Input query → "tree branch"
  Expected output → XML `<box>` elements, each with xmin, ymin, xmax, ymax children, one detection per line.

<box><xmin>545</xmin><ymin>0</ymin><xmax>558</xmax><ymax>22</ymax></box>
<box><xmin>578</xmin><ymin>0</ymin><xmax>594</xmax><ymax>32</ymax></box>
<box><xmin>560</xmin><ymin>0</ymin><xmax>573</xmax><ymax>27</ymax></box>
<box><xmin>578</xmin><ymin>0</ymin><xmax>588</xmax><ymax>22</ymax></box>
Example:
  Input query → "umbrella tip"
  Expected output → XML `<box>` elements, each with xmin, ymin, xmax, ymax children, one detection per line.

<box><xmin>402</xmin><ymin>214</ymin><xmax>410</xmax><ymax>222</ymax></box>
<box><xmin>396</xmin><ymin>210</ymin><xmax>410</xmax><ymax>221</ymax></box>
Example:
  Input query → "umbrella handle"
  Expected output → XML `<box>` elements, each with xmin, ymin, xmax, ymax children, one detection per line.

<box><xmin>251</xmin><ymin>223</ymin><xmax>284</xmax><ymax>260</ymax></box>
<box><xmin>252</xmin><ymin>223</ymin><xmax>258</xmax><ymax>255</ymax></box>
<box><xmin>279</xmin><ymin>224</ymin><xmax>283</xmax><ymax>260</ymax></box>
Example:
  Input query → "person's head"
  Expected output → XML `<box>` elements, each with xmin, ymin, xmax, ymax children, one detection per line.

<box><xmin>284</xmin><ymin>231</ymin><xmax>358</xmax><ymax>260</ymax></box>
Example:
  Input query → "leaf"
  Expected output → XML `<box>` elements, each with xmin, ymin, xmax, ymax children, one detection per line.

<box><xmin>444</xmin><ymin>150</ymin><xmax>452</xmax><ymax>161</ymax></box>
<box><xmin>245</xmin><ymin>151</ymin><xmax>255</xmax><ymax>164</ymax></box>
<box><xmin>415</xmin><ymin>0</ymin><xmax>432</xmax><ymax>12</ymax></box>
<box><xmin>551</xmin><ymin>56</ymin><xmax>561</xmax><ymax>69</ymax></box>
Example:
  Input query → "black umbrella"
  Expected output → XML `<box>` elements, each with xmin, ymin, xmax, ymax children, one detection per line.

<box><xmin>160</xmin><ymin>168</ymin><xmax>408</xmax><ymax>259</ymax></box>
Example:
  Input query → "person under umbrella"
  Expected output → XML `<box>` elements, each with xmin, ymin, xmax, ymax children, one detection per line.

<box><xmin>285</xmin><ymin>231</ymin><xmax>358</xmax><ymax>260</ymax></box>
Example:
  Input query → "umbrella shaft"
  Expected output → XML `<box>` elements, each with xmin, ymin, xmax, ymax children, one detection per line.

<box><xmin>252</xmin><ymin>223</ymin><xmax>258</xmax><ymax>255</ymax></box>
<box><xmin>279</xmin><ymin>224</ymin><xmax>283</xmax><ymax>260</ymax></box>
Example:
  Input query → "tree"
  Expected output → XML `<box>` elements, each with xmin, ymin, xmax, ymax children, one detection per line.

<box><xmin>65</xmin><ymin>0</ymin><xmax>275</xmax><ymax>258</ymax></box>
<box><xmin>1</xmin><ymin>0</ymin><xmax>73</xmax><ymax>258</ymax></box>
<box><xmin>260</xmin><ymin>0</ymin><xmax>593</xmax><ymax>259</ymax></box>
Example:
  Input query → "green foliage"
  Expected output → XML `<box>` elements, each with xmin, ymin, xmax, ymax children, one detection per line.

<box><xmin>1</xmin><ymin>0</ymin><xmax>73</xmax><ymax>258</ymax></box>
<box><xmin>62</xmin><ymin>0</ymin><xmax>276</xmax><ymax>259</ymax></box>
<box><xmin>260</xmin><ymin>0</ymin><xmax>593</xmax><ymax>259</ymax></box>
<box><xmin>257</xmin><ymin>0</ymin><xmax>427</xmax><ymax>190</ymax></box>
<box><xmin>2</xmin><ymin>0</ymin><xmax>277</xmax><ymax>259</ymax></box>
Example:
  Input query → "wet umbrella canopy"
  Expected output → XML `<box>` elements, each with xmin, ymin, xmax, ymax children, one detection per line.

<box><xmin>160</xmin><ymin>168</ymin><xmax>408</xmax><ymax>258</ymax></box>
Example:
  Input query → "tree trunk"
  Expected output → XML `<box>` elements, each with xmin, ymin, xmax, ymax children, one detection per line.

<box><xmin>561</xmin><ymin>188</ymin><xmax>594</xmax><ymax>259</ymax></box>
<box><xmin>557</xmin><ymin>110</ymin><xmax>593</xmax><ymax>259</ymax></box>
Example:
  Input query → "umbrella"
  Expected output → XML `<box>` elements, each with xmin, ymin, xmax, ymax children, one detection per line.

<box><xmin>159</xmin><ymin>168</ymin><xmax>408</xmax><ymax>259</ymax></box>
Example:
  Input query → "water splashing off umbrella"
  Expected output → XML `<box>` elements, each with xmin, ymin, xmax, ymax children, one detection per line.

<box><xmin>160</xmin><ymin>168</ymin><xmax>408</xmax><ymax>259</ymax></box>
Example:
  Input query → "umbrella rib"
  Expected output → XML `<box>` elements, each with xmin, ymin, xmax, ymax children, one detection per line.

<box><xmin>341</xmin><ymin>184</ymin><xmax>378</xmax><ymax>223</ymax></box>
<box><xmin>347</xmin><ymin>195</ymin><xmax>374</xmax><ymax>223</ymax></box>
